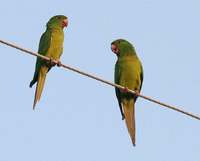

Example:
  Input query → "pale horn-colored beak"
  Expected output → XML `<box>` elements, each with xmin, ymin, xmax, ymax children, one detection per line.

<box><xmin>111</xmin><ymin>44</ymin><xmax>116</xmax><ymax>52</ymax></box>
<box><xmin>111</xmin><ymin>44</ymin><xmax>119</xmax><ymax>55</ymax></box>
<box><xmin>62</xmin><ymin>18</ymin><xmax>68</xmax><ymax>28</ymax></box>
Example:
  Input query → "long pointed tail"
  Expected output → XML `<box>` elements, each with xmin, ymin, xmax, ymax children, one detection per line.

<box><xmin>33</xmin><ymin>66</ymin><xmax>48</xmax><ymax>110</ymax></box>
<box><xmin>123</xmin><ymin>103</ymin><xmax>136</xmax><ymax>146</ymax></box>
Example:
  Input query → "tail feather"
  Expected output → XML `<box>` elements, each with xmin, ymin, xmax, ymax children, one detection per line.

<box><xmin>123</xmin><ymin>103</ymin><xmax>135</xmax><ymax>146</ymax></box>
<box><xmin>33</xmin><ymin>67</ymin><xmax>48</xmax><ymax>110</ymax></box>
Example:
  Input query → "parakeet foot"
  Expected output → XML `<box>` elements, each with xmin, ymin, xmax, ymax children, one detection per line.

<box><xmin>47</xmin><ymin>58</ymin><xmax>56</xmax><ymax>66</ymax></box>
<box><xmin>124</xmin><ymin>86</ymin><xmax>129</xmax><ymax>92</ymax></box>
<box><xmin>134</xmin><ymin>90</ymin><xmax>139</xmax><ymax>97</ymax></box>
<box><xmin>57</xmin><ymin>60</ymin><xmax>62</xmax><ymax>67</ymax></box>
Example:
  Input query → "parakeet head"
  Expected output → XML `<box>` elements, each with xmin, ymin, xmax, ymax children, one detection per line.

<box><xmin>111</xmin><ymin>39</ymin><xmax>135</xmax><ymax>57</ymax></box>
<box><xmin>47</xmin><ymin>15</ymin><xmax>68</xmax><ymax>29</ymax></box>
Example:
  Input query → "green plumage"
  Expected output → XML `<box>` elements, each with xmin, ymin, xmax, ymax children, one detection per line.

<box><xmin>30</xmin><ymin>15</ymin><xmax>68</xmax><ymax>110</ymax></box>
<box><xmin>111</xmin><ymin>39</ymin><xmax>143</xmax><ymax>146</ymax></box>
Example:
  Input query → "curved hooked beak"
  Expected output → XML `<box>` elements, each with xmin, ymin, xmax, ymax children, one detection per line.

<box><xmin>111</xmin><ymin>44</ymin><xmax>119</xmax><ymax>55</ymax></box>
<box><xmin>62</xmin><ymin>18</ymin><xmax>68</xmax><ymax>28</ymax></box>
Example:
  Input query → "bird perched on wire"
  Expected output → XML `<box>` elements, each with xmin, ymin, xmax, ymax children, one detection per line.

<box><xmin>111</xmin><ymin>39</ymin><xmax>143</xmax><ymax>147</ymax></box>
<box><xmin>29</xmin><ymin>15</ymin><xmax>68</xmax><ymax>110</ymax></box>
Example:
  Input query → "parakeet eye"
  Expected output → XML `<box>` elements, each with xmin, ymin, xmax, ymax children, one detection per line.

<box><xmin>58</xmin><ymin>16</ymin><xmax>62</xmax><ymax>19</ymax></box>
<box><xmin>118</xmin><ymin>41</ymin><xmax>122</xmax><ymax>44</ymax></box>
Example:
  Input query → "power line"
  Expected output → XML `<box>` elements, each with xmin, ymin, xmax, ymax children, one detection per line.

<box><xmin>0</xmin><ymin>39</ymin><xmax>199</xmax><ymax>120</ymax></box>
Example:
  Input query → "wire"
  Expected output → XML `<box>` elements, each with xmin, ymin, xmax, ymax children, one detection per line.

<box><xmin>0</xmin><ymin>39</ymin><xmax>199</xmax><ymax>120</ymax></box>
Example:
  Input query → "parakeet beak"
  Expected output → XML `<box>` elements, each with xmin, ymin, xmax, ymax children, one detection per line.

<box><xmin>111</xmin><ymin>44</ymin><xmax>119</xmax><ymax>55</ymax></box>
<box><xmin>62</xmin><ymin>18</ymin><xmax>68</xmax><ymax>28</ymax></box>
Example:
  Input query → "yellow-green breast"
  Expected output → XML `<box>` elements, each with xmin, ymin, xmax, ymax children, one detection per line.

<box><xmin>46</xmin><ymin>29</ymin><xmax>64</xmax><ymax>60</ymax></box>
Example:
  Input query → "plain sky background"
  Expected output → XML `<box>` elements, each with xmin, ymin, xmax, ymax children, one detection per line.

<box><xmin>0</xmin><ymin>0</ymin><xmax>200</xmax><ymax>161</ymax></box>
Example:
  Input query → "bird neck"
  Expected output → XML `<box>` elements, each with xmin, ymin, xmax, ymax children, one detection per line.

<box><xmin>47</xmin><ymin>24</ymin><xmax>63</xmax><ymax>32</ymax></box>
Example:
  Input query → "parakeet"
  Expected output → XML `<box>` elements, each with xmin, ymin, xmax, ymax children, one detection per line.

<box><xmin>111</xmin><ymin>39</ymin><xmax>143</xmax><ymax>147</ymax></box>
<box><xmin>29</xmin><ymin>15</ymin><xmax>68</xmax><ymax>110</ymax></box>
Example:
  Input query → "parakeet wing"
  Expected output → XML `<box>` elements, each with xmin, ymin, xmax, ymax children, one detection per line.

<box><xmin>38</xmin><ymin>30</ymin><xmax>51</xmax><ymax>55</ymax></box>
<box><xmin>115</xmin><ymin>62</ymin><xmax>124</xmax><ymax>117</ymax></box>
<box><xmin>36</xmin><ymin>30</ymin><xmax>51</xmax><ymax>67</ymax></box>
<box><xmin>29</xmin><ymin>30</ymin><xmax>51</xmax><ymax>88</ymax></box>
<box><xmin>139</xmin><ymin>64</ymin><xmax>143</xmax><ymax>92</ymax></box>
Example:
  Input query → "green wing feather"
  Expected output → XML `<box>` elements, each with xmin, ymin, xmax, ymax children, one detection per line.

<box><xmin>29</xmin><ymin>30</ymin><xmax>51</xmax><ymax>87</ymax></box>
<box><xmin>115</xmin><ymin>61</ymin><xmax>124</xmax><ymax>118</ymax></box>
<box><xmin>38</xmin><ymin>30</ymin><xmax>52</xmax><ymax>55</ymax></box>
<box><xmin>30</xmin><ymin>29</ymin><xmax>52</xmax><ymax>110</ymax></box>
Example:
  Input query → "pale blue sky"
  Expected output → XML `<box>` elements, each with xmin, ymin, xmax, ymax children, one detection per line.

<box><xmin>0</xmin><ymin>0</ymin><xmax>200</xmax><ymax>161</ymax></box>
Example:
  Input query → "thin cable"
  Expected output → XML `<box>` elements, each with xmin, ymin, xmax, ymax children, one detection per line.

<box><xmin>0</xmin><ymin>39</ymin><xmax>199</xmax><ymax>120</ymax></box>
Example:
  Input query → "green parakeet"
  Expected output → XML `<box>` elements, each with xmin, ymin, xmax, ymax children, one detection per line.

<box><xmin>111</xmin><ymin>39</ymin><xmax>143</xmax><ymax>146</ymax></box>
<box><xmin>29</xmin><ymin>15</ymin><xmax>68</xmax><ymax>110</ymax></box>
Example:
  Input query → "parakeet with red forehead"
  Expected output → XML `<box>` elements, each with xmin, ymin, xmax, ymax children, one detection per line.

<box><xmin>111</xmin><ymin>39</ymin><xmax>143</xmax><ymax>147</ymax></box>
<box><xmin>29</xmin><ymin>15</ymin><xmax>68</xmax><ymax>110</ymax></box>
